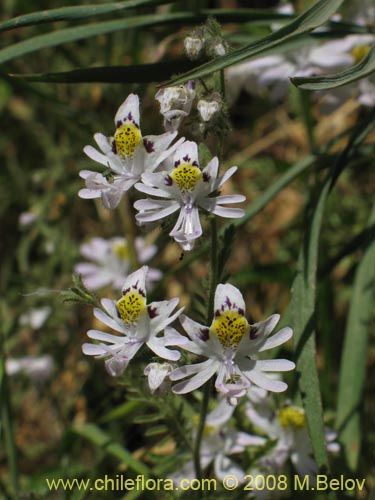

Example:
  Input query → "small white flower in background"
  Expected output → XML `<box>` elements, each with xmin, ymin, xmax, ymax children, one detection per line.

<box><xmin>82</xmin><ymin>266</ymin><xmax>186</xmax><ymax>376</ymax></box>
<box><xmin>134</xmin><ymin>141</ymin><xmax>245</xmax><ymax>251</ymax></box>
<box><xmin>144</xmin><ymin>362</ymin><xmax>174</xmax><ymax>394</ymax></box>
<box><xmin>245</xmin><ymin>403</ymin><xmax>340</xmax><ymax>488</ymax></box>
<box><xmin>184</xmin><ymin>36</ymin><xmax>204</xmax><ymax>60</ymax></box>
<box><xmin>75</xmin><ymin>236</ymin><xmax>162</xmax><ymax>291</ymax></box>
<box><xmin>170</xmin><ymin>399</ymin><xmax>265</xmax><ymax>483</ymax></box>
<box><xmin>79</xmin><ymin>94</ymin><xmax>183</xmax><ymax>209</ymax></box>
<box><xmin>169</xmin><ymin>283</ymin><xmax>295</xmax><ymax>405</ymax></box>
<box><xmin>6</xmin><ymin>355</ymin><xmax>54</xmax><ymax>382</ymax></box>
<box><xmin>197</xmin><ymin>99</ymin><xmax>221</xmax><ymax>122</ymax></box>
<box><xmin>155</xmin><ymin>81</ymin><xmax>195</xmax><ymax>132</ymax></box>
<box><xmin>19</xmin><ymin>306</ymin><xmax>51</xmax><ymax>329</ymax></box>
<box><xmin>19</xmin><ymin>211</ymin><xmax>38</xmax><ymax>227</ymax></box>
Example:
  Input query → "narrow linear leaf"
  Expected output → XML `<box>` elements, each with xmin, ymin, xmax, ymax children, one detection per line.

<box><xmin>71</xmin><ymin>423</ymin><xmax>151</xmax><ymax>476</ymax></box>
<box><xmin>291</xmin><ymin>114</ymin><xmax>373</xmax><ymax>498</ymax></box>
<box><xmin>166</xmin><ymin>0</ymin><xmax>345</xmax><ymax>85</ymax></box>
<box><xmin>0</xmin><ymin>12</ymin><xmax>192</xmax><ymax>65</ymax></box>
<box><xmin>0</xmin><ymin>0</ymin><xmax>169</xmax><ymax>33</ymax></box>
<box><xmin>8</xmin><ymin>60</ymin><xmax>198</xmax><ymax>83</ymax></box>
<box><xmin>0</xmin><ymin>9</ymin><xmax>297</xmax><ymax>65</ymax></box>
<box><xmin>291</xmin><ymin>170</ymin><xmax>333</xmax><ymax>480</ymax></box>
<box><xmin>335</xmin><ymin>200</ymin><xmax>375</xmax><ymax>471</ymax></box>
<box><xmin>291</xmin><ymin>44</ymin><xmax>375</xmax><ymax>90</ymax></box>
<box><xmin>236</xmin><ymin>155</ymin><xmax>316</xmax><ymax>229</ymax></box>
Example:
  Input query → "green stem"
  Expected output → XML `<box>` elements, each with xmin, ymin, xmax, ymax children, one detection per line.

<box><xmin>0</xmin><ymin>363</ymin><xmax>19</xmax><ymax>499</ymax></box>
<box><xmin>193</xmin><ymin>217</ymin><xmax>218</xmax><ymax>479</ymax></box>
<box><xmin>207</xmin><ymin>216</ymin><xmax>218</xmax><ymax>322</ymax></box>
<box><xmin>118</xmin><ymin>193</ymin><xmax>139</xmax><ymax>271</ymax></box>
<box><xmin>193</xmin><ymin>380</ymin><xmax>211</xmax><ymax>479</ymax></box>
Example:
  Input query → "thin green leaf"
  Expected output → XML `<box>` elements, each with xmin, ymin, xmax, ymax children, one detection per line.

<box><xmin>291</xmin><ymin>170</ymin><xmax>333</xmax><ymax>481</ymax></box>
<box><xmin>0</xmin><ymin>12</ymin><xmax>191</xmax><ymax>65</ymax></box>
<box><xmin>0</xmin><ymin>9</ymin><xmax>298</xmax><ymax>65</ymax></box>
<box><xmin>71</xmin><ymin>423</ymin><xmax>151</xmax><ymax>476</ymax></box>
<box><xmin>237</xmin><ymin>155</ymin><xmax>316</xmax><ymax>229</ymax></box>
<box><xmin>292</xmin><ymin>44</ymin><xmax>375</xmax><ymax>90</ymax></box>
<box><xmin>8</xmin><ymin>60</ymin><xmax>198</xmax><ymax>83</ymax></box>
<box><xmin>291</xmin><ymin>113</ymin><xmax>373</xmax><ymax>494</ymax></box>
<box><xmin>166</xmin><ymin>0</ymin><xmax>345</xmax><ymax>85</ymax></box>
<box><xmin>100</xmin><ymin>400</ymin><xmax>145</xmax><ymax>423</ymax></box>
<box><xmin>335</xmin><ymin>200</ymin><xmax>375</xmax><ymax>471</ymax></box>
<box><xmin>0</xmin><ymin>0</ymin><xmax>169</xmax><ymax>33</ymax></box>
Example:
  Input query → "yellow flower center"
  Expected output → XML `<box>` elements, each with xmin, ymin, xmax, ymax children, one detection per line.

<box><xmin>114</xmin><ymin>121</ymin><xmax>142</xmax><ymax>158</ymax></box>
<box><xmin>351</xmin><ymin>45</ymin><xmax>371</xmax><ymax>64</ymax></box>
<box><xmin>112</xmin><ymin>240</ymin><xmax>129</xmax><ymax>261</ymax></box>
<box><xmin>117</xmin><ymin>290</ymin><xmax>146</xmax><ymax>325</ymax></box>
<box><xmin>211</xmin><ymin>311</ymin><xmax>248</xmax><ymax>349</ymax></box>
<box><xmin>170</xmin><ymin>163</ymin><xmax>202</xmax><ymax>192</ymax></box>
<box><xmin>278</xmin><ymin>407</ymin><xmax>306</xmax><ymax>430</ymax></box>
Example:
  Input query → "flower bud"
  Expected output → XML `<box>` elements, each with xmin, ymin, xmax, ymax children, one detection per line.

<box><xmin>184</xmin><ymin>36</ymin><xmax>204</xmax><ymax>60</ymax></box>
<box><xmin>197</xmin><ymin>99</ymin><xmax>221</xmax><ymax>122</ymax></box>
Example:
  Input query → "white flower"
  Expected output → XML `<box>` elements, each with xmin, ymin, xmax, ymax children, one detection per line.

<box><xmin>79</xmin><ymin>94</ymin><xmax>183</xmax><ymax>209</ymax></box>
<box><xmin>155</xmin><ymin>82</ymin><xmax>195</xmax><ymax>132</ymax></box>
<box><xmin>75</xmin><ymin>236</ymin><xmax>162</xmax><ymax>291</ymax></box>
<box><xmin>169</xmin><ymin>283</ymin><xmax>295</xmax><ymax>404</ymax></box>
<box><xmin>134</xmin><ymin>141</ymin><xmax>245</xmax><ymax>251</ymax></box>
<box><xmin>82</xmin><ymin>266</ymin><xmax>185</xmax><ymax>376</ymax></box>
<box><xmin>308</xmin><ymin>35</ymin><xmax>375</xmax><ymax>70</ymax></box>
<box><xmin>184</xmin><ymin>36</ymin><xmax>204</xmax><ymax>60</ymax></box>
<box><xmin>197</xmin><ymin>99</ymin><xmax>221</xmax><ymax>122</ymax></box>
<box><xmin>144</xmin><ymin>362</ymin><xmax>173</xmax><ymax>393</ymax></box>
<box><xmin>19</xmin><ymin>306</ymin><xmax>51</xmax><ymax>329</ymax></box>
<box><xmin>6</xmin><ymin>355</ymin><xmax>54</xmax><ymax>381</ymax></box>
<box><xmin>246</xmin><ymin>404</ymin><xmax>340</xmax><ymax>485</ymax></box>
<box><xmin>170</xmin><ymin>399</ymin><xmax>265</xmax><ymax>483</ymax></box>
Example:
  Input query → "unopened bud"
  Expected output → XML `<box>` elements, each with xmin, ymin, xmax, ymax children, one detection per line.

<box><xmin>197</xmin><ymin>99</ymin><xmax>221</xmax><ymax>122</ymax></box>
<box><xmin>184</xmin><ymin>36</ymin><xmax>204</xmax><ymax>60</ymax></box>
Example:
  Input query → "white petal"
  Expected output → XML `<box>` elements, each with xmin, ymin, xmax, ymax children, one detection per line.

<box><xmin>215</xmin><ymin>165</ymin><xmax>238</xmax><ymax>188</ymax></box>
<box><xmin>93</xmin><ymin>133</ymin><xmax>112</xmax><ymax>154</ymax></box>
<box><xmin>173</xmin><ymin>140</ymin><xmax>199</xmax><ymax>166</ymax></box>
<box><xmin>134</xmin><ymin>183</ymin><xmax>172</xmax><ymax>198</ymax></box>
<box><xmin>87</xmin><ymin>329</ymin><xmax>124</xmax><ymax>344</ymax></box>
<box><xmin>170</xmin><ymin>359</ymin><xmax>214</xmax><ymax>381</ymax></box>
<box><xmin>172</xmin><ymin>361</ymin><xmax>218</xmax><ymax>394</ymax></box>
<box><xmin>147</xmin><ymin>338</ymin><xmax>181</xmax><ymax>361</ymax></box>
<box><xmin>120</xmin><ymin>266</ymin><xmax>148</xmax><ymax>296</ymax></box>
<box><xmin>83</xmin><ymin>145</ymin><xmax>110</xmax><ymax>166</ymax></box>
<box><xmin>259</xmin><ymin>327</ymin><xmax>293</xmax><ymax>351</ymax></box>
<box><xmin>136</xmin><ymin>201</ymin><xmax>179</xmax><ymax>222</ymax></box>
<box><xmin>82</xmin><ymin>343</ymin><xmax>106</xmax><ymax>356</ymax></box>
<box><xmin>214</xmin><ymin>283</ymin><xmax>246</xmax><ymax>315</ymax></box>
<box><xmin>114</xmin><ymin>94</ymin><xmax>140</xmax><ymax>127</ymax></box>
<box><xmin>93</xmin><ymin>308</ymin><xmax>126</xmax><ymax>334</ymax></box>
<box><xmin>78</xmin><ymin>188</ymin><xmax>101</xmax><ymax>199</ymax></box>
<box><xmin>244</xmin><ymin>370</ymin><xmax>289</xmax><ymax>392</ymax></box>
<box><xmin>254</xmin><ymin>359</ymin><xmax>295</xmax><ymax>371</ymax></box>
<box><xmin>206</xmin><ymin>205</ymin><xmax>245</xmax><ymax>219</ymax></box>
